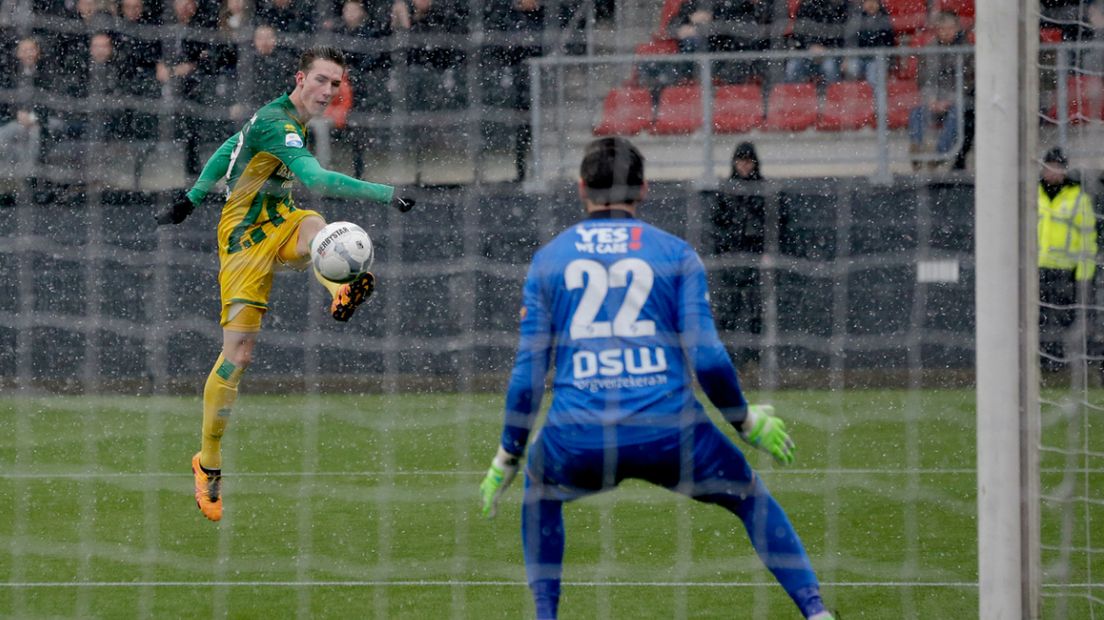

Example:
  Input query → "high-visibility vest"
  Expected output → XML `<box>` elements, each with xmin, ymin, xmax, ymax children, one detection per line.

<box><xmin>1038</xmin><ymin>183</ymin><xmax>1098</xmax><ymax>281</ymax></box>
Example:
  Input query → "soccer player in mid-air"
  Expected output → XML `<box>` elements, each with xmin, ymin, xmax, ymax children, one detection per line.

<box><xmin>479</xmin><ymin>137</ymin><xmax>836</xmax><ymax>619</ymax></box>
<box><xmin>156</xmin><ymin>46</ymin><xmax>414</xmax><ymax>522</ymax></box>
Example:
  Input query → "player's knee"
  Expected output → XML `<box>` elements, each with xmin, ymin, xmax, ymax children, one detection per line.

<box><xmin>226</xmin><ymin>350</ymin><xmax>253</xmax><ymax>370</ymax></box>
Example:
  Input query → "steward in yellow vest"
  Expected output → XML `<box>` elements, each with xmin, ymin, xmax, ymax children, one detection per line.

<box><xmin>1039</xmin><ymin>149</ymin><xmax>1097</xmax><ymax>281</ymax></box>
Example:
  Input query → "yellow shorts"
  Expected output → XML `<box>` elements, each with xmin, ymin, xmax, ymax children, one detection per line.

<box><xmin>217</xmin><ymin>208</ymin><xmax>321</xmax><ymax>327</ymax></box>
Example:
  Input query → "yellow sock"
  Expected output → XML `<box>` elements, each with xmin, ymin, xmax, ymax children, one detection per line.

<box><xmin>200</xmin><ymin>354</ymin><xmax>245</xmax><ymax>470</ymax></box>
<box><xmin>313</xmin><ymin>265</ymin><xmax>342</xmax><ymax>297</ymax></box>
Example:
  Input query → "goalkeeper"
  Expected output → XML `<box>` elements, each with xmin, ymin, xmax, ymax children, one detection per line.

<box><xmin>156</xmin><ymin>46</ymin><xmax>414</xmax><ymax>522</ymax></box>
<box><xmin>479</xmin><ymin>137</ymin><xmax>835</xmax><ymax>619</ymax></box>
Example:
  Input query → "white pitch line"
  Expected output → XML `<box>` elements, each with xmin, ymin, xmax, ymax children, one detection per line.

<box><xmin>0</xmin><ymin>580</ymin><xmax>986</xmax><ymax>589</ymax></box>
<box><xmin>0</xmin><ymin>468</ymin><xmax>981</xmax><ymax>480</ymax></box>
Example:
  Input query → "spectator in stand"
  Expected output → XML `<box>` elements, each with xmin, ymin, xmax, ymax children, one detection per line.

<box><xmin>334</xmin><ymin>0</ymin><xmax>393</xmax><ymax>112</ymax></box>
<box><xmin>113</xmin><ymin>0</ymin><xmax>161</xmax><ymax>140</ymax></box>
<box><xmin>0</xmin><ymin>37</ymin><xmax>57</xmax><ymax>173</ymax></box>
<box><xmin>785</xmin><ymin>0</ymin><xmax>848</xmax><ymax>85</ymax></box>
<box><xmin>158</xmin><ymin>0</ymin><xmax>220</xmax><ymax>176</ymax></box>
<box><xmin>393</xmin><ymin>0</ymin><xmax>468</xmax><ymax>111</ymax></box>
<box><xmin>329</xmin><ymin>0</ymin><xmax>402</xmax><ymax>177</ymax></box>
<box><xmin>216</xmin><ymin>0</ymin><xmax>253</xmax><ymax>70</ymax></box>
<box><xmin>255</xmin><ymin>0</ymin><xmax>316</xmax><ymax>34</ymax></box>
<box><xmin>907</xmin><ymin>11</ymin><xmax>974</xmax><ymax>170</ymax></box>
<box><xmin>482</xmin><ymin>0</ymin><xmax>544</xmax><ymax>180</ymax></box>
<box><xmin>712</xmin><ymin>141</ymin><xmax>765</xmax><ymax>255</ymax></box>
<box><xmin>62</xmin><ymin>32</ymin><xmax>127</xmax><ymax>142</ymax></box>
<box><xmin>57</xmin><ymin>0</ymin><xmax>114</xmax><ymax>94</ymax></box>
<box><xmin>675</xmin><ymin>0</ymin><xmax>773</xmax><ymax>84</ymax></box>
<box><xmin>710</xmin><ymin>141</ymin><xmax>765</xmax><ymax>367</ymax></box>
<box><xmin>843</xmin><ymin>0</ymin><xmax>895</xmax><ymax>89</ymax></box>
<box><xmin>229</xmin><ymin>23</ymin><xmax>296</xmax><ymax>120</ymax></box>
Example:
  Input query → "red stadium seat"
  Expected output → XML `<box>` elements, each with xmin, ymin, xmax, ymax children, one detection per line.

<box><xmin>1040</xmin><ymin>27</ymin><xmax>1063</xmax><ymax>43</ymax></box>
<box><xmin>1064</xmin><ymin>75</ymin><xmax>1104</xmax><ymax>124</ymax></box>
<box><xmin>653</xmin><ymin>84</ymin><xmax>703</xmax><ymax>134</ymax></box>
<box><xmin>713</xmin><ymin>84</ymin><xmax>764</xmax><ymax>133</ymax></box>
<box><xmin>594</xmin><ymin>86</ymin><xmax>654</xmax><ymax>136</ymax></box>
<box><xmin>887</xmin><ymin>78</ymin><xmax>920</xmax><ymax>129</ymax></box>
<box><xmin>817</xmin><ymin>81</ymin><xmax>875</xmax><ymax>131</ymax></box>
<box><xmin>883</xmin><ymin>0</ymin><xmax>928</xmax><ymax>35</ymax></box>
<box><xmin>937</xmin><ymin>0</ymin><xmax>975</xmax><ymax>28</ymax></box>
<box><xmin>764</xmin><ymin>83</ymin><xmax>818</xmax><ymax>132</ymax></box>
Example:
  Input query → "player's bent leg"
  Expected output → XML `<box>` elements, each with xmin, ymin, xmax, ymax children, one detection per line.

<box><xmin>682</xmin><ymin>424</ymin><xmax>829</xmax><ymax>619</ymax></box>
<box><xmin>522</xmin><ymin>475</ymin><xmax>565</xmax><ymax>620</ymax></box>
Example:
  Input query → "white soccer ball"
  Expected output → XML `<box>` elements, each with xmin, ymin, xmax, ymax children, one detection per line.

<box><xmin>311</xmin><ymin>221</ymin><xmax>374</xmax><ymax>283</ymax></box>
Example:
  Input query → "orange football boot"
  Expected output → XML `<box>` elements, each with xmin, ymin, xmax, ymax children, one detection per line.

<box><xmin>191</xmin><ymin>452</ymin><xmax>223</xmax><ymax>522</ymax></box>
<box><xmin>330</xmin><ymin>271</ymin><xmax>375</xmax><ymax>322</ymax></box>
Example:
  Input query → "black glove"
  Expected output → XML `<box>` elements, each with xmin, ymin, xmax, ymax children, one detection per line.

<box><xmin>391</xmin><ymin>195</ymin><xmax>415</xmax><ymax>213</ymax></box>
<box><xmin>156</xmin><ymin>190</ymin><xmax>196</xmax><ymax>226</ymax></box>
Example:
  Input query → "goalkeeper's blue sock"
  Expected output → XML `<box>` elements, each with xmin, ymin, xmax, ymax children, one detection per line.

<box><xmin>530</xmin><ymin>580</ymin><xmax>560</xmax><ymax>620</ymax></box>
<box><xmin>708</xmin><ymin>477</ymin><xmax>824</xmax><ymax>617</ymax></box>
<box><xmin>523</xmin><ymin>480</ymin><xmax>565</xmax><ymax>619</ymax></box>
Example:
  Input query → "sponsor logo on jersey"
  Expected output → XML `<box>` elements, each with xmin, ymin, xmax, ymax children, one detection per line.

<box><xmin>284</xmin><ymin>123</ymin><xmax>296</xmax><ymax>132</ymax></box>
<box><xmin>573</xmin><ymin>225</ymin><xmax>642</xmax><ymax>254</ymax></box>
<box><xmin>285</xmin><ymin>132</ymin><xmax>304</xmax><ymax>148</ymax></box>
<box><xmin>571</xmin><ymin>346</ymin><xmax>667</xmax><ymax>379</ymax></box>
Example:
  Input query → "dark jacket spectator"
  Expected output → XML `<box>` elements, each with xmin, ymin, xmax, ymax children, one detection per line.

<box><xmin>713</xmin><ymin>141</ymin><xmax>765</xmax><ymax>255</ymax></box>
<box><xmin>334</xmin><ymin>0</ymin><xmax>393</xmax><ymax>111</ymax></box>
<box><xmin>255</xmin><ymin>0</ymin><xmax>316</xmax><ymax>34</ymax></box>
<box><xmin>0</xmin><ymin>37</ymin><xmax>61</xmax><ymax>168</ymax></box>
<box><xmin>666</xmin><ymin>0</ymin><xmax>773</xmax><ymax>84</ymax></box>
<box><xmin>908</xmin><ymin>11</ymin><xmax>975</xmax><ymax>165</ymax></box>
<box><xmin>482</xmin><ymin>0</ymin><xmax>544</xmax><ymax>108</ymax></box>
<box><xmin>393</xmin><ymin>0</ymin><xmax>468</xmax><ymax>110</ymax></box>
<box><xmin>710</xmin><ymin>141</ymin><xmax>765</xmax><ymax>351</ymax></box>
<box><xmin>844</xmin><ymin>0</ymin><xmax>894</xmax><ymax>85</ymax></box>
<box><xmin>785</xmin><ymin>0</ymin><xmax>849</xmax><ymax>83</ymax></box>
<box><xmin>845</xmin><ymin>0</ymin><xmax>894</xmax><ymax>49</ymax></box>
<box><xmin>229</xmin><ymin>24</ymin><xmax>296</xmax><ymax>119</ymax></box>
<box><xmin>113</xmin><ymin>0</ymin><xmax>162</xmax><ymax>99</ymax></box>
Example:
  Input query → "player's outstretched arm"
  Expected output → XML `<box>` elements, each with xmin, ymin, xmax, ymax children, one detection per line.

<box><xmin>155</xmin><ymin>132</ymin><xmax>240</xmax><ymax>225</ymax></box>
<box><xmin>739</xmin><ymin>404</ymin><xmax>796</xmax><ymax>465</ymax></box>
<box><xmin>288</xmin><ymin>156</ymin><xmax>415</xmax><ymax>212</ymax></box>
<box><xmin>479</xmin><ymin>446</ymin><xmax>520</xmax><ymax>519</ymax></box>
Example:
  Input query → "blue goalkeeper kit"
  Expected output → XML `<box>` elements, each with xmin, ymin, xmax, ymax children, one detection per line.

<box><xmin>498</xmin><ymin>211</ymin><xmax>827</xmax><ymax>619</ymax></box>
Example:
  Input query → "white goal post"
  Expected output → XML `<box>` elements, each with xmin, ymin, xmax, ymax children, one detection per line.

<box><xmin>975</xmin><ymin>0</ymin><xmax>1041</xmax><ymax>618</ymax></box>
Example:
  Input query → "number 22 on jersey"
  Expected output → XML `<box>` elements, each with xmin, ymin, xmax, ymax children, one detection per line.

<box><xmin>565</xmin><ymin>258</ymin><xmax>656</xmax><ymax>340</ymax></box>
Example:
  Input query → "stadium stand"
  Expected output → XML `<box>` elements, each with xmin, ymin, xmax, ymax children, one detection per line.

<box><xmin>654</xmin><ymin>83</ymin><xmax>703</xmax><ymax>134</ymax></box>
<box><xmin>713</xmin><ymin>84</ymin><xmax>765</xmax><ymax>133</ymax></box>
<box><xmin>882</xmin><ymin>0</ymin><xmax>928</xmax><ymax>35</ymax></box>
<box><xmin>594</xmin><ymin>86</ymin><xmax>655</xmax><ymax>135</ymax></box>
<box><xmin>764</xmin><ymin>82</ymin><xmax>818</xmax><ymax>132</ymax></box>
<box><xmin>1060</xmin><ymin>75</ymin><xmax>1104</xmax><ymax>124</ymax></box>
<box><xmin>887</xmin><ymin>77</ymin><xmax>921</xmax><ymax>129</ymax></box>
<box><xmin>816</xmin><ymin>80</ymin><xmax>875</xmax><ymax>130</ymax></box>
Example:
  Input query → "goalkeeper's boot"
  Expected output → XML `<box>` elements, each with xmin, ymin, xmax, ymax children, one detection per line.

<box><xmin>330</xmin><ymin>271</ymin><xmax>375</xmax><ymax>322</ymax></box>
<box><xmin>191</xmin><ymin>452</ymin><xmax>223</xmax><ymax>522</ymax></box>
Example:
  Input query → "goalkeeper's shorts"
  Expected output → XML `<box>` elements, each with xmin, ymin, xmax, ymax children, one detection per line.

<box><xmin>524</xmin><ymin>420</ymin><xmax>760</xmax><ymax>503</ymax></box>
<box><xmin>216</xmin><ymin>208</ymin><xmax>321</xmax><ymax>327</ymax></box>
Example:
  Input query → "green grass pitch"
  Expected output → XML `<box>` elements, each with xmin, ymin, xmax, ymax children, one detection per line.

<box><xmin>0</xmin><ymin>389</ymin><xmax>1099</xmax><ymax>618</ymax></box>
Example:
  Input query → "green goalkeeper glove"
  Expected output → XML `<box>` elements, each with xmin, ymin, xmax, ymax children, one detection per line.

<box><xmin>479</xmin><ymin>447</ymin><xmax>520</xmax><ymax>519</ymax></box>
<box><xmin>739</xmin><ymin>404</ymin><xmax>796</xmax><ymax>465</ymax></box>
